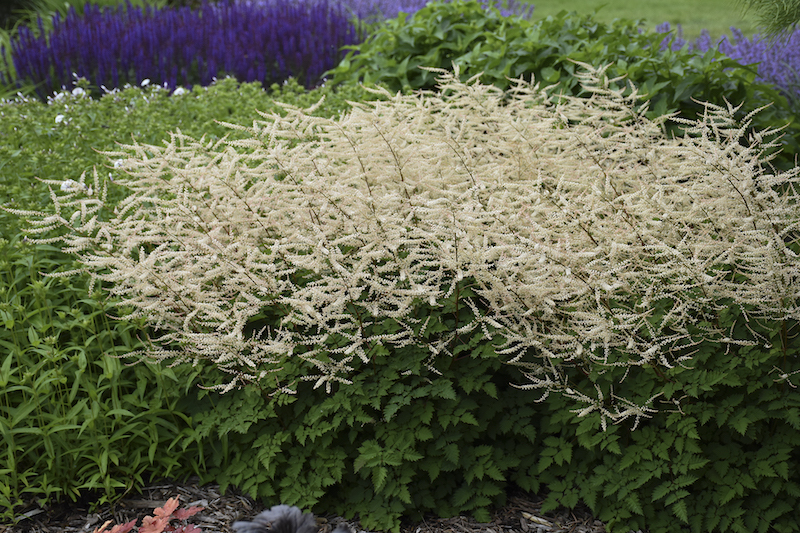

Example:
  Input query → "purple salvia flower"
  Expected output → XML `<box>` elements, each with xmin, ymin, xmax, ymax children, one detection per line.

<box><xmin>2</xmin><ymin>0</ymin><xmax>360</xmax><ymax>98</ymax></box>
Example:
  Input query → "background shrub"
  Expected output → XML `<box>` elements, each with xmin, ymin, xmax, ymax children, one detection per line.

<box><xmin>0</xmin><ymin>0</ymin><xmax>360</xmax><ymax>98</ymax></box>
<box><xmin>327</xmin><ymin>1</ymin><xmax>799</xmax><ymax>166</ymax></box>
<box><xmin>659</xmin><ymin>22</ymin><xmax>800</xmax><ymax>105</ymax></box>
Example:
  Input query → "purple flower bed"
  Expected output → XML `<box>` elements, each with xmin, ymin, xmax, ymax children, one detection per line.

<box><xmin>0</xmin><ymin>0</ymin><xmax>360</xmax><ymax>98</ymax></box>
<box><xmin>1</xmin><ymin>0</ymin><xmax>536</xmax><ymax>100</ymax></box>
<box><xmin>657</xmin><ymin>22</ymin><xmax>800</xmax><ymax>103</ymax></box>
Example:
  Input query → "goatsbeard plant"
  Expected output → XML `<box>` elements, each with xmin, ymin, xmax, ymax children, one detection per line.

<box><xmin>8</xmin><ymin>64</ymin><xmax>800</xmax><ymax>430</ymax></box>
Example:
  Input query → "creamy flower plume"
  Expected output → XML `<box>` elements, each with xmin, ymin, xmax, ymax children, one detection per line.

<box><xmin>7</xmin><ymin>64</ymin><xmax>800</xmax><ymax>426</ymax></box>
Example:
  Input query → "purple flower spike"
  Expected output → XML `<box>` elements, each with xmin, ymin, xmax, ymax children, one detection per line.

<box><xmin>2</xmin><ymin>0</ymin><xmax>361</xmax><ymax>98</ymax></box>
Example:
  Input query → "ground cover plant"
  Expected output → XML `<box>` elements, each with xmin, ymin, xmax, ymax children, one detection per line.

<box><xmin>9</xmin><ymin>64</ymin><xmax>800</xmax><ymax>532</ymax></box>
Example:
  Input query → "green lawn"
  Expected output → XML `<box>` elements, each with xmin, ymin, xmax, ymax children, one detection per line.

<box><xmin>526</xmin><ymin>0</ymin><xmax>762</xmax><ymax>41</ymax></box>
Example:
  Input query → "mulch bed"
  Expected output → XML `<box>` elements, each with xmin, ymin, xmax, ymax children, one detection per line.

<box><xmin>1</xmin><ymin>478</ymin><xmax>611</xmax><ymax>533</ymax></box>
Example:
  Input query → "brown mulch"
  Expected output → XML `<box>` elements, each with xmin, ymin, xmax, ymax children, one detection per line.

<box><xmin>0</xmin><ymin>478</ymin><xmax>611</xmax><ymax>533</ymax></box>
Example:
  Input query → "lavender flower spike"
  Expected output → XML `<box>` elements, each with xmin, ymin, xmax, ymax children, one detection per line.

<box><xmin>233</xmin><ymin>505</ymin><xmax>351</xmax><ymax>533</ymax></box>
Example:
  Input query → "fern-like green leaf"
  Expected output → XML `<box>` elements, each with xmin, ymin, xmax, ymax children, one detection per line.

<box><xmin>373</xmin><ymin>466</ymin><xmax>388</xmax><ymax>489</ymax></box>
<box><xmin>671</xmin><ymin>500</ymin><xmax>689</xmax><ymax>524</ymax></box>
<box><xmin>443</xmin><ymin>443</ymin><xmax>460</xmax><ymax>465</ymax></box>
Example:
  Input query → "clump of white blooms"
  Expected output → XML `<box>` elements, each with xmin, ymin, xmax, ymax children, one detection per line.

<box><xmin>60</xmin><ymin>178</ymin><xmax>93</xmax><ymax>196</ymax></box>
<box><xmin>9</xmin><ymin>64</ymin><xmax>800</xmax><ymax>428</ymax></box>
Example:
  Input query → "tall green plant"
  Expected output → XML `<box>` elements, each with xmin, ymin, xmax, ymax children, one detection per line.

<box><xmin>0</xmin><ymin>237</ymin><xmax>204</xmax><ymax>523</ymax></box>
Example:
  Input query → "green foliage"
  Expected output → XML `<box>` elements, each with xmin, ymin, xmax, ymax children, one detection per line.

<box><xmin>178</xmin><ymin>284</ymin><xmax>800</xmax><ymax>533</ymax></box>
<box><xmin>327</xmin><ymin>0</ymin><xmax>798</xmax><ymax>165</ymax></box>
<box><xmin>179</xmin><ymin>283</ymin><xmax>540</xmax><ymax>532</ymax></box>
<box><xmin>0</xmin><ymin>237</ymin><xmax>204</xmax><ymax>523</ymax></box>
<box><xmin>529</xmin><ymin>302</ymin><xmax>800</xmax><ymax>533</ymax></box>
<box><xmin>0</xmin><ymin>78</ymin><xmax>373</xmax><ymax>522</ymax></box>
<box><xmin>328</xmin><ymin>0</ymin><xmax>518</xmax><ymax>90</ymax></box>
<box><xmin>736</xmin><ymin>0</ymin><xmax>800</xmax><ymax>41</ymax></box>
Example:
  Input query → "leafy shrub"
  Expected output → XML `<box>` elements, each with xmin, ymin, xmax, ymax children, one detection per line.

<box><xmin>0</xmin><ymin>0</ymin><xmax>360</xmax><ymax>99</ymax></box>
<box><xmin>327</xmin><ymin>0</ymin><xmax>533</xmax><ymax>91</ymax></box>
<box><xmin>531</xmin><ymin>303</ymin><xmax>800</xmax><ymax>533</ymax></box>
<box><xmin>180</xmin><ymin>292</ymin><xmax>540</xmax><ymax>532</ymax></box>
<box><xmin>326</xmin><ymin>1</ymin><xmax>798</xmax><ymax>165</ymax></box>
<box><xmin>659</xmin><ymin>22</ymin><xmax>800</xmax><ymax>105</ymax></box>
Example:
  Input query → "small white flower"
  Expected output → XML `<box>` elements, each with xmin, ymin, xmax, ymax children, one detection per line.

<box><xmin>141</xmin><ymin>78</ymin><xmax>151</xmax><ymax>87</ymax></box>
<box><xmin>60</xmin><ymin>179</ymin><xmax>91</xmax><ymax>194</ymax></box>
<box><xmin>71</xmin><ymin>87</ymin><xmax>85</xmax><ymax>97</ymax></box>
<box><xmin>55</xmin><ymin>114</ymin><xmax>65</xmax><ymax>123</ymax></box>
<box><xmin>172</xmin><ymin>87</ymin><xmax>186</xmax><ymax>96</ymax></box>
<box><xmin>113</xmin><ymin>159</ymin><xmax>124</xmax><ymax>168</ymax></box>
